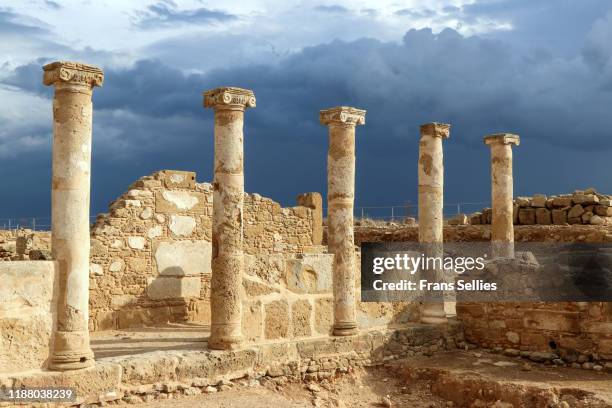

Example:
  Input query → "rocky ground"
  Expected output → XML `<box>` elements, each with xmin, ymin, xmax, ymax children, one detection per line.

<box><xmin>132</xmin><ymin>366</ymin><xmax>449</xmax><ymax>408</ymax></box>
<box><xmin>106</xmin><ymin>349</ymin><xmax>612</xmax><ymax>407</ymax></box>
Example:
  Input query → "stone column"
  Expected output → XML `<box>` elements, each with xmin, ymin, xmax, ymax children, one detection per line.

<box><xmin>484</xmin><ymin>133</ymin><xmax>520</xmax><ymax>258</ymax></box>
<box><xmin>43</xmin><ymin>61</ymin><xmax>103</xmax><ymax>370</ymax></box>
<box><xmin>320</xmin><ymin>106</ymin><xmax>366</xmax><ymax>336</ymax></box>
<box><xmin>204</xmin><ymin>87</ymin><xmax>255</xmax><ymax>350</ymax></box>
<box><xmin>418</xmin><ymin>122</ymin><xmax>450</xmax><ymax>325</ymax></box>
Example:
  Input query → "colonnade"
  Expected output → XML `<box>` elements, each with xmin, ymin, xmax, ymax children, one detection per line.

<box><xmin>42</xmin><ymin>61</ymin><xmax>518</xmax><ymax>368</ymax></box>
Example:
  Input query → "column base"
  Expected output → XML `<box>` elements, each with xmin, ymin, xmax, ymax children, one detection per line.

<box><xmin>333</xmin><ymin>322</ymin><xmax>358</xmax><ymax>336</ymax></box>
<box><xmin>208</xmin><ymin>334</ymin><xmax>243</xmax><ymax>350</ymax></box>
<box><xmin>49</xmin><ymin>349</ymin><xmax>95</xmax><ymax>371</ymax></box>
<box><xmin>492</xmin><ymin>241</ymin><xmax>515</xmax><ymax>259</ymax></box>
<box><xmin>420</xmin><ymin>303</ymin><xmax>448</xmax><ymax>325</ymax></box>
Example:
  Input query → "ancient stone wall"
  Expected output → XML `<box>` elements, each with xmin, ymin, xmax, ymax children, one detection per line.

<box><xmin>88</xmin><ymin>170</ymin><xmax>315</xmax><ymax>331</ymax></box>
<box><xmin>470</xmin><ymin>189</ymin><xmax>612</xmax><ymax>226</ymax></box>
<box><xmin>0</xmin><ymin>261</ymin><xmax>57</xmax><ymax>373</ymax></box>
<box><xmin>457</xmin><ymin>302</ymin><xmax>612</xmax><ymax>364</ymax></box>
<box><xmin>241</xmin><ymin>251</ymin><xmax>419</xmax><ymax>343</ymax></box>
<box><xmin>0</xmin><ymin>230</ymin><xmax>51</xmax><ymax>260</ymax></box>
<box><xmin>354</xmin><ymin>222</ymin><xmax>612</xmax><ymax>363</ymax></box>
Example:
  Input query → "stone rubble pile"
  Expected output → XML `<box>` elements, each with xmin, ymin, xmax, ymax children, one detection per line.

<box><xmin>469</xmin><ymin>188</ymin><xmax>612</xmax><ymax>226</ymax></box>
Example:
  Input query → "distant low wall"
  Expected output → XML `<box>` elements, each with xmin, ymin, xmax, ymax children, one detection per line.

<box><xmin>0</xmin><ymin>261</ymin><xmax>57</xmax><ymax>373</ymax></box>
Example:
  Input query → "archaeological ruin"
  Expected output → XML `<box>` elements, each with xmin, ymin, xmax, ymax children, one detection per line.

<box><xmin>1</xmin><ymin>60</ymin><xmax>611</xmax><ymax>407</ymax></box>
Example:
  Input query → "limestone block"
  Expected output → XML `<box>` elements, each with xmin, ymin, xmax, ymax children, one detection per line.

<box><xmin>552</xmin><ymin>196</ymin><xmax>572</xmax><ymax>207</ymax></box>
<box><xmin>595</xmin><ymin>205</ymin><xmax>612</xmax><ymax>217</ymax></box>
<box><xmin>535</xmin><ymin>208</ymin><xmax>551</xmax><ymax>225</ymax></box>
<box><xmin>523</xmin><ymin>310</ymin><xmax>580</xmax><ymax>333</ymax></box>
<box><xmin>242</xmin><ymin>300</ymin><xmax>263</xmax><ymax>342</ymax></box>
<box><xmin>90</xmin><ymin>263</ymin><xmax>103</xmax><ymax>276</ymax></box>
<box><xmin>128</xmin><ymin>236</ymin><xmax>146</xmax><ymax>250</ymax></box>
<box><xmin>448</xmin><ymin>213</ymin><xmax>468</xmax><ymax>225</ymax></box>
<box><xmin>518</xmin><ymin>208</ymin><xmax>536</xmax><ymax>225</ymax></box>
<box><xmin>581</xmin><ymin>211</ymin><xmax>593</xmax><ymax>224</ymax></box>
<box><xmin>157</xmin><ymin>170</ymin><xmax>196</xmax><ymax>189</ymax></box>
<box><xmin>568</xmin><ymin>204</ymin><xmax>585</xmax><ymax>219</ymax></box>
<box><xmin>286</xmin><ymin>254</ymin><xmax>333</xmax><ymax>294</ymax></box>
<box><xmin>530</xmin><ymin>194</ymin><xmax>547</xmax><ymax>208</ymax></box>
<box><xmin>93</xmin><ymin>310</ymin><xmax>116</xmax><ymax>331</ymax></box>
<box><xmin>111</xmin><ymin>294</ymin><xmax>137</xmax><ymax>308</ymax></box>
<box><xmin>169</xmin><ymin>215</ymin><xmax>196</xmax><ymax>236</ymax></box>
<box><xmin>127</xmin><ymin>257</ymin><xmax>148</xmax><ymax>273</ymax></box>
<box><xmin>0</xmin><ymin>261</ymin><xmax>57</xmax><ymax>373</ymax></box>
<box><xmin>292</xmin><ymin>299</ymin><xmax>312</xmax><ymax>337</ymax></box>
<box><xmin>598</xmin><ymin>339</ymin><xmax>612</xmax><ymax>359</ymax></box>
<box><xmin>573</xmin><ymin>194</ymin><xmax>599</xmax><ymax>205</ymax></box>
<box><xmin>140</xmin><ymin>207</ymin><xmax>153</xmax><ymax>220</ymax></box>
<box><xmin>154</xmin><ymin>240</ymin><xmax>211</xmax><ymax>276</ymax></box>
<box><xmin>155</xmin><ymin>190</ymin><xmax>206</xmax><ymax>214</ymax></box>
<box><xmin>552</xmin><ymin>209</ymin><xmax>568</xmax><ymax>225</ymax></box>
<box><xmin>590</xmin><ymin>215</ymin><xmax>605</xmax><ymax>225</ymax></box>
<box><xmin>314</xmin><ymin>298</ymin><xmax>333</xmax><ymax>335</ymax></box>
<box><xmin>109</xmin><ymin>259</ymin><xmax>125</xmax><ymax>273</ymax></box>
<box><xmin>147</xmin><ymin>276</ymin><xmax>201</xmax><ymax>300</ymax></box>
<box><xmin>243</xmin><ymin>277</ymin><xmax>280</xmax><ymax>296</ymax></box>
<box><xmin>155</xmin><ymin>214</ymin><xmax>166</xmax><ymax>223</ymax></box>
<box><xmin>515</xmin><ymin>197</ymin><xmax>530</xmax><ymax>207</ymax></box>
<box><xmin>110</xmin><ymin>239</ymin><xmax>124</xmax><ymax>248</ymax></box>
<box><xmin>264</xmin><ymin>300</ymin><xmax>289</xmax><ymax>339</ymax></box>
<box><xmin>245</xmin><ymin>253</ymin><xmax>286</xmax><ymax>284</ymax></box>
<box><xmin>147</xmin><ymin>225</ymin><xmax>163</xmax><ymax>239</ymax></box>
<box><xmin>127</xmin><ymin>190</ymin><xmax>153</xmax><ymax>200</ymax></box>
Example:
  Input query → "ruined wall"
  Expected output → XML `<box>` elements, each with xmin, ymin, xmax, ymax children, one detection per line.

<box><xmin>241</xmin><ymin>251</ymin><xmax>419</xmax><ymax>343</ymax></box>
<box><xmin>89</xmin><ymin>170</ymin><xmax>315</xmax><ymax>331</ymax></box>
<box><xmin>0</xmin><ymin>230</ymin><xmax>51</xmax><ymax>260</ymax></box>
<box><xmin>0</xmin><ymin>261</ymin><xmax>57</xmax><ymax>373</ymax></box>
<box><xmin>354</xmin><ymin>222</ymin><xmax>612</xmax><ymax>363</ymax></box>
<box><xmin>470</xmin><ymin>189</ymin><xmax>612</xmax><ymax>226</ymax></box>
<box><xmin>457</xmin><ymin>302</ymin><xmax>612</xmax><ymax>363</ymax></box>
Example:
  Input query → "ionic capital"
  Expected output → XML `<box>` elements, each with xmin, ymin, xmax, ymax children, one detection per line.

<box><xmin>484</xmin><ymin>133</ymin><xmax>520</xmax><ymax>146</ymax></box>
<box><xmin>320</xmin><ymin>106</ymin><xmax>366</xmax><ymax>127</ymax></box>
<box><xmin>203</xmin><ymin>87</ymin><xmax>256</xmax><ymax>111</ymax></box>
<box><xmin>420</xmin><ymin>122</ymin><xmax>450</xmax><ymax>139</ymax></box>
<box><xmin>43</xmin><ymin>61</ymin><xmax>104</xmax><ymax>88</ymax></box>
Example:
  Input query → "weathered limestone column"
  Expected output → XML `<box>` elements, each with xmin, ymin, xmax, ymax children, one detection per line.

<box><xmin>418</xmin><ymin>122</ymin><xmax>450</xmax><ymax>325</ymax></box>
<box><xmin>204</xmin><ymin>87</ymin><xmax>255</xmax><ymax>350</ymax></box>
<box><xmin>44</xmin><ymin>61</ymin><xmax>103</xmax><ymax>370</ymax></box>
<box><xmin>320</xmin><ymin>106</ymin><xmax>366</xmax><ymax>336</ymax></box>
<box><xmin>484</xmin><ymin>133</ymin><xmax>520</xmax><ymax>258</ymax></box>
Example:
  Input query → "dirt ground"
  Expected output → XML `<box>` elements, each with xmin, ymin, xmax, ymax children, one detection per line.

<box><xmin>135</xmin><ymin>367</ymin><xmax>449</xmax><ymax>408</ymax></box>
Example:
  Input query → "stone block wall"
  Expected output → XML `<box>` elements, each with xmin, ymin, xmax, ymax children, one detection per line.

<box><xmin>89</xmin><ymin>170</ymin><xmax>316</xmax><ymax>331</ymax></box>
<box><xmin>470</xmin><ymin>188</ymin><xmax>612</xmax><ymax>226</ymax></box>
<box><xmin>241</xmin><ymin>251</ymin><xmax>419</xmax><ymax>344</ymax></box>
<box><xmin>0</xmin><ymin>261</ymin><xmax>57</xmax><ymax>373</ymax></box>
<box><xmin>457</xmin><ymin>302</ymin><xmax>612</xmax><ymax>363</ymax></box>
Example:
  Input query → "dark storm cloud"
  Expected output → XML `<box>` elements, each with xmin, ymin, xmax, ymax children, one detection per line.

<box><xmin>133</xmin><ymin>0</ymin><xmax>237</xmax><ymax>29</ymax></box>
<box><xmin>3</xmin><ymin>15</ymin><xmax>612</xmax><ymax>217</ymax></box>
<box><xmin>457</xmin><ymin>0</ymin><xmax>612</xmax><ymax>53</ymax></box>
